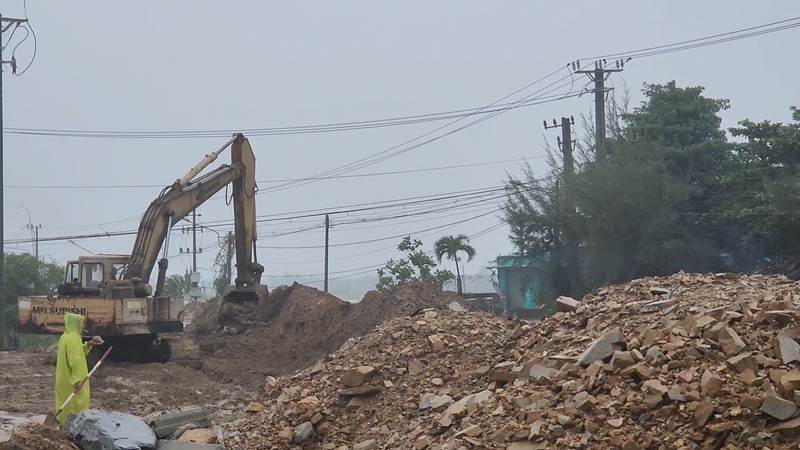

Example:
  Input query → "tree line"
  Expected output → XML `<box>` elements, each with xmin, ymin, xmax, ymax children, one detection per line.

<box><xmin>503</xmin><ymin>80</ymin><xmax>800</xmax><ymax>306</ymax></box>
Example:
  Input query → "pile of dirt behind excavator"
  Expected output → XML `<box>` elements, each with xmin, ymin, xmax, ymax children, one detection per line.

<box><xmin>186</xmin><ymin>281</ymin><xmax>466</xmax><ymax>391</ymax></box>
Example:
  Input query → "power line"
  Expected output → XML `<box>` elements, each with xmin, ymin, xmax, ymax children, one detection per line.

<box><xmin>298</xmin><ymin>221</ymin><xmax>507</xmax><ymax>283</ymax></box>
<box><xmin>2</xmin><ymin>91</ymin><xmax>577</xmax><ymax>139</ymax></box>
<box><xmin>257</xmin><ymin>208</ymin><xmax>501</xmax><ymax>250</ymax></box>
<box><xmin>576</xmin><ymin>16</ymin><xmax>800</xmax><ymax>63</ymax></box>
<box><xmin>256</xmin><ymin>79</ymin><xmax>580</xmax><ymax>195</ymax></box>
<box><xmin>6</xmin><ymin>16</ymin><xmax>797</xmax><ymax>142</ymax></box>
<box><xmin>5</xmin><ymin>156</ymin><xmax>539</xmax><ymax>190</ymax></box>
<box><xmin>2</xmin><ymin>184</ymin><xmax>516</xmax><ymax>245</ymax></box>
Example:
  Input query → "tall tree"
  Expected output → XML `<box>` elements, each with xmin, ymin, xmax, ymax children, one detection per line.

<box><xmin>164</xmin><ymin>273</ymin><xmax>192</xmax><ymax>297</ymax></box>
<box><xmin>212</xmin><ymin>235</ymin><xmax>234</xmax><ymax>295</ymax></box>
<box><xmin>433</xmin><ymin>234</ymin><xmax>477</xmax><ymax>295</ymax></box>
<box><xmin>722</xmin><ymin>106</ymin><xmax>800</xmax><ymax>269</ymax></box>
<box><xmin>377</xmin><ymin>236</ymin><xmax>455</xmax><ymax>290</ymax></box>
<box><xmin>503</xmin><ymin>80</ymin><xmax>736</xmax><ymax>303</ymax></box>
<box><xmin>3</xmin><ymin>252</ymin><xmax>63</xmax><ymax>347</ymax></box>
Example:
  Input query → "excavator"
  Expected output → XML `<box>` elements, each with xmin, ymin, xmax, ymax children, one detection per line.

<box><xmin>16</xmin><ymin>133</ymin><xmax>269</xmax><ymax>363</ymax></box>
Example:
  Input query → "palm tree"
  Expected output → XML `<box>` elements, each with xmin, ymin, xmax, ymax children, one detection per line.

<box><xmin>434</xmin><ymin>234</ymin><xmax>477</xmax><ymax>296</ymax></box>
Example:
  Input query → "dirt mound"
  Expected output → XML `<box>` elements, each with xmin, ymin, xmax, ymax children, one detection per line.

<box><xmin>188</xmin><ymin>283</ymin><xmax>352</xmax><ymax>391</ymax></box>
<box><xmin>0</xmin><ymin>424</ymin><xmax>77</xmax><ymax>450</ymax></box>
<box><xmin>226</xmin><ymin>272</ymin><xmax>800</xmax><ymax>449</ymax></box>
<box><xmin>340</xmin><ymin>282</ymin><xmax>465</xmax><ymax>340</ymax></box>
<box><xmin>187</xmin><ymin>282</ymin><xmax>465</xmax><ymax>392</ymax></box>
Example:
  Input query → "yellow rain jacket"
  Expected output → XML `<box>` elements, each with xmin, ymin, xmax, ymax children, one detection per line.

<box><xmin>54</xmin><ymin>313</ymin><xmax>92</xmax><ymax>423</ymax></box>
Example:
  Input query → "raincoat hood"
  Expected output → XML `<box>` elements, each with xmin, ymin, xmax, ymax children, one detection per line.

<box><xmin>64</xmin><ymin>313</ymin><xmax>84</xmax><ymax>334</ymax></box>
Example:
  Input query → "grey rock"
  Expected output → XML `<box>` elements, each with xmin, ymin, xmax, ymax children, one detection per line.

<box><xmin>156</xmin><ymin>442</ymin><xmax>223</xmax><ymax>450</ymax></box>
<box><xmin>447</xmin><ymin>301</ymin><xmax>465</xmax><ymax>312</ymax></box>
<box><xmin>761</xmin><ymin>392</ymin><xmax>799</xmax><ymax>420</ymax></box>
<box><xmin>151</xmin><ymin>408</ymin><xmax>210</xmax><ymax>439</ymax></box>
<box><xmin>646</xmin><ymin>346</ymin><xmax>662</xmax><ymax>360</ymax></box>
<box><xmin>292</xmin><ymin>422</ymin><xmax>314</xmax><ymax>444</ymax></box>
<box><xmin>354</xmin><ymin>439</ymin><xmax>379</xmax><ymax>450</ymax></box>
<box><xmin>775</xmin><ymin>331</ymin><xmax>800</xmax><ymax>365</ymax></box>
<box><xmin>68</xmin><ymin>409</ymin><xmax>156</xmax><ymax>450</ymax></box>
<box><xmin>527</xmin><ymin>364</ymin><xmax>558</xmax><ymax>380</ymax></box>
<box><xmin>578</xmin><ymin>331</ymin><xmax>624</xmax><ymax>366</ymax></box>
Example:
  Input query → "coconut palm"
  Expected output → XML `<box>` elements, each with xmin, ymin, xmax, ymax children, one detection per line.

<box><xmin>434</xmin><ymin>234</ymin><xmax>477</xmax><ymax>296</ymax></box>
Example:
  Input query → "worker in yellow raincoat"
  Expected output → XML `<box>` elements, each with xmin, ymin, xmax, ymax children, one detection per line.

<box><xmin>54</xmin><ymin>313</ymin><xmax>99</xmax><ymax>423</ymax></box>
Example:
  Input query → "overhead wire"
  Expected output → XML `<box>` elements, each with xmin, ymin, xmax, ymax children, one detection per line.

<box><xmin>296</xmin><ymin>220</ymin><xmax>508</xmax><ymax>284</ymax></box>
<box><xmin>5</xmin><ymin>156</ymin><xmax>539</xmax><ymax>190</ymax></box>
<box><xmin>7</xmin><ymin>16</ymin><xmax>798</xmax><ymax>140</ymax></box>
<box><xmin>576</xmin><ymin>16</ymin><xmax>800</xmax><ymax>63</ymax></box>
<box><xmin>257</xmin><ymin>208</ymin><xmax>501</xmax><ymax>250</ymax></box>
<box><xmin>254</xmin><ymin>74</ymin><xmax>581</xmax><ymax>195</ymax></box>
<box><xmin>2</xmin><ymin>183</ymin><xmax>519</xmax><ymax>245</ymax></box>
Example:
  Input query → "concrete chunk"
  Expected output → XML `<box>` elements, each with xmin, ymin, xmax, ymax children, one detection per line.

<box><xmin>68</xmin><ymin>409</ymin><xmax>156</xmax><ymax>450</ymax></box>
<box><xmin>578</xmin><ymin>331</ymin><xmax>624</xmax><ymax>366</ymax></box>
<box><xmin>775</xmin><ymin>331</ymin><xmax>800</xmax><ymax>365</ymax></box>
<box><xmin>151</xmin><ymin>408</ymin><xmax>210</xmax><ymax>439</ymax></box>
<box><xmin>556</xmin><ymin>296</ymin><xmax>580</xmax><ymax>312</ymax></box>
<box><xmin>156</xmin><ymin>443</ymin><xmax>223</xmax><ymax>450</ymax></box>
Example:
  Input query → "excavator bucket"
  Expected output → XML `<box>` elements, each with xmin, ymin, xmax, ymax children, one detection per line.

<box><xmin>222</xmin><ymin>284</ymin><xmax>269</xmax><ymax>304</ymax></box>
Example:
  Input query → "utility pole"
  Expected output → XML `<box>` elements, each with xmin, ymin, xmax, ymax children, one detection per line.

<box><xmin>191</xmin><ymin>211</ymin><xmax>197</xmax><ymax>273</ymax></box>
<box><xmin>573</xmin><ymin>58</ymin><xmax>628</xmax><ymax>163</ymax></box>
<box><xmin>543</xmin><ymin>116</ymin><xmax>575</xmax><ymax>177</ymax></box>
<box><xmin>323</xmin><ymin>215</ymin><xmax>330</xmax><ymax>293</ymax></box>
<box><xmin>0</xmin><ymin>14</ymin><xmax>31</xmax><ymax>352</ymax></box>
<box><xmin>226</xmin><ymin>231</ymin><xmax>234</xmax><ymax>286</ymax></box>
<box><xmin>26</xmin><ymin>223</ymin><xmax>40</xmax><ymax>259</ymax></box>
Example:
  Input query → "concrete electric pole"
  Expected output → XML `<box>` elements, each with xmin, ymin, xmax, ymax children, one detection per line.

<box><xmin>543</xmin><ymin>116</ymin><xmax>575</xmax><ymax>177</ymax></box>
<box><xmin>0</xmin><ymin>13</ymin><xmax>32</xmax><ymax>351</ymax></box>
<box><xmin>574</xmin><ymin>58</ymin><xmax>628</xmax><ymax>163</ymax></box>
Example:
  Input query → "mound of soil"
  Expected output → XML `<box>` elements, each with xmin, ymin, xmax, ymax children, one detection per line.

<box><xmin>0</xmin><ymin>424</ymin><xmax>77</xmax><ymax>450</ymax></box>
<box><xmin>187</xmin><ymin>282</ymin><xmax>465</xmax><ymax>392</ymax></box>
<box><xmin>188</xmin><ymin>283</ymin><xmax>352</xmax><ymax>391</ymax></box>
<box><xmin>339</xmin><ymin>281</ymin><xmax>465</xmax><ymax>340</ymax></box>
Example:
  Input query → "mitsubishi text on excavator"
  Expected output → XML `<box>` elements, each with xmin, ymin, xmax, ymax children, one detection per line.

<box><xmin>16</xmin><ymin>133</ymin><xmax>268</xmax><ymax>363</ymax></box>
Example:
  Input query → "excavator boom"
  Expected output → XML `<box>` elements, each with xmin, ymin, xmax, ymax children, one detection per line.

<box><xmin>124</xmin><ymin>133</ymin><xmax>264</xmax><ymax>297</ymax></box>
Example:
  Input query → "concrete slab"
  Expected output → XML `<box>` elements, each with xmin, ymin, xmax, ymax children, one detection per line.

<box><xmin>151</xmin><ymin>408</ymin><xmax>210</xmax><ymax>439</ymax></box>
<box><xmin>156</xmin><ymin>441</ymin><xmax>224</xmax><ymax>450</ymax></box>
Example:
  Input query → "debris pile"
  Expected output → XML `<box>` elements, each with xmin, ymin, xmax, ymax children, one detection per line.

<box><xmin>0</xmin><ymin>423</ymin><xmax>77</xmax><ymax>450</ymax></box>
<box><xmin>189</xmin><ymin>282</ymin><xmax>465</xmax><ymax>391</ymax></box>
<box><xmin>225</xmin><ymin>272</ymin><xmax>800</xmax><ymax>449</ymax></box>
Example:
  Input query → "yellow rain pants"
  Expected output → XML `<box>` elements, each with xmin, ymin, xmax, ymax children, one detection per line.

<box><xmin>54</xmin><ymin>313</ymin><xmax>92</xmax><ymax>423</ymax></box>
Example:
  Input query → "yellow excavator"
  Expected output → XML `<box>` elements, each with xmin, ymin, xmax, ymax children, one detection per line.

<box><xmin>16</xmin><ymin>133</ymin><xmax>268</xmax><ymax>363</ymax></box>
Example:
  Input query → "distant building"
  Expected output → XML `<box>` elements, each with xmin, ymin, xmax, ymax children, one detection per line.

<box><xmin>490</xmin><ymin>255</ymin><xmax>547</xmax><ymax>310</ymax></box>
<box><xmin>485</xmin><ymin>254</ymin><xmax>555</xmax><ymax>322</ymax></box>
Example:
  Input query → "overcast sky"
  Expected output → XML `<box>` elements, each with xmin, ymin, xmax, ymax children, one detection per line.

<box><xmin>1</xmin><ymin>1</ymin><xmax>798</xmax><ymax>296</ymax></box>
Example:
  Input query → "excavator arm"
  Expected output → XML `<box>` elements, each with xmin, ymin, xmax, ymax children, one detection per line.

<box><xmin>124</xmin><ymin>134</ymin><xmax>263</xmax><ymax>297</ymax></box>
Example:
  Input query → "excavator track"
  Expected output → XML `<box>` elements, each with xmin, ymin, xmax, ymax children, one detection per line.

<box><xmin>85</xmin><ymin>333</ymin><xmax>202</xmax><ymax>368</ymax></box>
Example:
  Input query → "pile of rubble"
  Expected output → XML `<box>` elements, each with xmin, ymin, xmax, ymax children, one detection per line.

<box><xmin>225</xmin><ymin>272</ymin><xmax>800</xmax><ymax>449</ymax></box>
<box><xmin>0</xmin><ymin>423</ymin><xmax>77</xmax><ymax>450</ymax></box>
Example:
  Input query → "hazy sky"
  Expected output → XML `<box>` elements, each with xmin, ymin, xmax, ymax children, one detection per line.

<box><xmin>2</xmin><ymin>1</ymin><xmax>798</xmax><ymax>296</ymax></box>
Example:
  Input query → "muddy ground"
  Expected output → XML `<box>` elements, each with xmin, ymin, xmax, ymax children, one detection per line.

<box><xmin>0</xmin><ymin>350</ymin><xmax>249</xmax><ymax>425</ymax></box>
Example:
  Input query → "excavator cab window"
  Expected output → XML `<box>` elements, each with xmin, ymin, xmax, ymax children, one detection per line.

<box><xmin>110</xmin><ymin>263</ymin><xmax>125</xmax><ymax>280</ymax></box>
<box><xmin>65</xmin><ymin>262</ymin><xmax>79</xmax><ymax>284</ymax></box>
<box><xmin>81</xmin><ymin>262</ymin><xmax>105</xmax><ymax>288</ymax></box>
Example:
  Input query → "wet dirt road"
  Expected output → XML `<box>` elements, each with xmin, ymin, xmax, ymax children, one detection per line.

<box><xmin>0</xmin><ymin>349</ymin><xmax>252</xmax><ymax>432</ymax></box>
